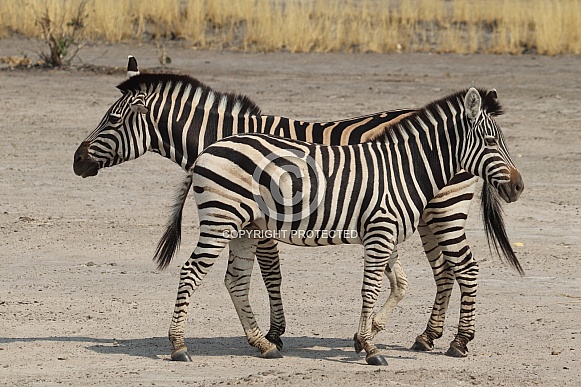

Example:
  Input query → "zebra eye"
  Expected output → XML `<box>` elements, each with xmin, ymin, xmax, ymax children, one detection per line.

<box><xmin>485</xmin><ymin>136</ymin><xmax>497</xmax><ymax>147</ymax></box>
<box><xmin>109</xmin><ymin>113</ymin><xmax>122</xmax><ymax>123</ymax></box>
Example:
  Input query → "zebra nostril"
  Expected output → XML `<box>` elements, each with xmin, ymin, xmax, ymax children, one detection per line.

<box><xmin>74</xmin><ymin>142</ymin><xmax>90</xmax><ymax>164</ymax></box>
<box><xmin>74</xmin><ymin>153</ymin><xmax>88</xmax><ymax>166</ymax></box>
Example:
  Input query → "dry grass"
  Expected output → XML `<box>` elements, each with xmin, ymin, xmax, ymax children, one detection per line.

<box><xmin>1</xmin><ymin>0</ymin><xmax>580</xmax><ymax>55</ymax></box>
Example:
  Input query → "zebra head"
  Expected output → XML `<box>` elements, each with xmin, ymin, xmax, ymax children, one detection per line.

<box><xmin>73</xmin><ymin>56</ymin><xmax>150</xmax><ymax>178</ymax></box>
<box><xmin>460</xmin><ymin>88</ymin><xmax>524</xmax><ymax>203</ymax></box>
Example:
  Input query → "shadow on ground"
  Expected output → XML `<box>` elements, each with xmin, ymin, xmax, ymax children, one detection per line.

<box><xmin>0</xmin><ymin>335</ymin><xmax>426</xmax><ymax>363</ymax></box>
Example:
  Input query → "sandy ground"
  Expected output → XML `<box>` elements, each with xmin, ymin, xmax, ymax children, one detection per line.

<box><xmin>1</xmin><ymin>38</ymin><xmax>580</xmax><ymax>386</ymax></box>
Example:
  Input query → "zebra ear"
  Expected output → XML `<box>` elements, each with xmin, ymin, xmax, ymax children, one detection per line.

<box><xmin>486</xmin><ymin>88</ymin><xmax>498</xmax><ymax>100</ymax></box>
<box><xmin>127</xmin><ymin>55</ymin><xmax>140</xmax><ymax>78</ymax></box>
<box><xmin>464</xmin><ymin>87</ymin><xmax>482</xmax><ymax>123</ymax></box>
<box><xmin>130</xmin><ymin>93</ymin><xmax>148</xmax><ymax>114</ymax></box>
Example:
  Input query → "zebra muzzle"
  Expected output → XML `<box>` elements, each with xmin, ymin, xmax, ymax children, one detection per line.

<box><xmin>498</xmin><ymin>168</ymin><xmax>524</xmax><ymax>203</ymax></box>
<box><xmin>73</xmin><ymin>142</ymin><xmax>100</xmax><ymax>178</ymax></box>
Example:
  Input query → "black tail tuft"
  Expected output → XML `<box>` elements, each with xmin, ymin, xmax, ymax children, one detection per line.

<box><xmin>481</xmin><ymin>181</ymin><xmax>524</xmax><ymax>276</ymax></box>
<box><xmin>153</xmin><ymin>174</ymin><xmax>193</xmax><ymax>270</ymax></box>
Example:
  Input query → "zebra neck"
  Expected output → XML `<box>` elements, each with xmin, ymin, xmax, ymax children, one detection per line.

<box><xmin>380</xmin><ymin>119</ymin><xmax>462</xmax><ymax>205</ymax></box>
<box><xmin>145</xmin><ymin>111</ymin><xmax>264</xmax><ymax>172</ymax></box>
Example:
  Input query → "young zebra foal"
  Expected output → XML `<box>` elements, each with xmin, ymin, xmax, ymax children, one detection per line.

<box><xmin>168</xmin><ymin>87</ymin><xmax>523</xmax><ymax>366</ymax></box>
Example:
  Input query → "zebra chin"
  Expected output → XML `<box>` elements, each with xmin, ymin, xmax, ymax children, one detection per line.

<box><xmin>73</xmin><ymin>160</ymin><xmax>100</xmax><ymax>178</ymax></box>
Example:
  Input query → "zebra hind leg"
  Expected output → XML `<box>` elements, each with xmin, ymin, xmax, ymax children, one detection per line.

<box><xmin>226</xmin><ymin>236</ymin><xmax>281</xmax><ymax>359</ymax></box>
<box><xmin>354</xmin><ymin>239</ymin><xmax>394</xmax><ymax>366</ymax></box>
<box><xmin>353</xmin><ymin>248</ymin><xmax>408</xmax><ymax>353</ymax></box>
<box><xmin>169</xmin><ymin>233</ymin><xmax>230</xmax><ymax>361</ymax></box>
<box><xmin>255</xmin><ymin>238</ymin><xmax>286</xmax><ymax>351</ymax></box>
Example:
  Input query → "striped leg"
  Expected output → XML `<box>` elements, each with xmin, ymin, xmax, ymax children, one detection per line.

<box><xmin>371</xmin><ymin>250</ymin><xmax>408</xmax><ymax>336</ymax></box>
<box><xmin>446</xmin><ymin>249</ymin><xmax>478</xmax><ymax>357</ymax></box>
<box><xmin>413</xmin><ymin>174</ymin><xmax>479</xmax><ymax>357</ymax></box>
<box><xmin>419</xmin><ymin>220</ymin><xmax>478</xmax><ymax>357</ymax></box>
<box><xmin>354</xmin><ymin>237</ymin><xmax>394</xmax><ymax>366</ymax></box>
<box><xmin>411</xmin><ymin>220</ymin><xmax>455</xmax><ymax>352</ymax></box>
<box><xmin>254</xmin><ymin>238</ymin><xmax>286</xmax><ymax>350</ymax></box>
<box><xmin>169</xmin><ymin>231</ymin><xmax>230</xmax><ymax>362</ymax></box>
<box><xmin>257</xmin><ymin>239</ymin><xmax>407</xmax><ymax>352</ymax></box>
<box><xmin>354</xmin><ymin>249</ymin><xmax>408</xmax><ymax>353</ymax></box>
<box><xmin>225</xmin><ymin>237</ymin><xmax>281</xmax><ymax>358</ymax></box>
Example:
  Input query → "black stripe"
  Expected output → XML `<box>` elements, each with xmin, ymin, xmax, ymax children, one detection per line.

<box><xmin>341</xmin><ymin>145</ymin><xmax>365</xmax><ymax>243</ymax></box>
<box><xmin>195</xmin><ymin>164</ymin><xmax>253</xmax><ymax>201</ymax></box>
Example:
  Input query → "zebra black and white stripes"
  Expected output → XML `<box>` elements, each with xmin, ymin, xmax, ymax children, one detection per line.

<box><xmin>73</xmin><ymin>73</ymin><xmax>261</xmax><ymax>175</ymax></box>
<box><xmin>166</xmin><ymin>87</ymin><xmax>523</xmax><ymax>365</ymax></box>
<box><xmin>73</xmin><ymin>59</ymin><xmax>522</xmax><ymax>358</ymax></box>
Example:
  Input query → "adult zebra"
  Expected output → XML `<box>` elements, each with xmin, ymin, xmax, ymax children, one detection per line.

<box><xmin>73</xmin><ymin>57</ymin><xmax>522</xmax><ymax>359</ymax></box>
<box><xmin>165</xmin><ymin>87</ymin><xmax>523</xmax><ymax>365</ymax></box>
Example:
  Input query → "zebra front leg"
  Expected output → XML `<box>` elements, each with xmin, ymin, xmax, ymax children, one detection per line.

<box><xmin>446</xmin><ymin>258</ymin><xmax>478</xmax><ymax>357</ymax></box>
<box><xmin>354</xmin><ymin>240</ymin><xmax>394</xmax><ymax>366</ymax></box>
<box><xmin>169</xmin><ymin>235</ymin><xmax>229</xmax><ymax>361</ymax></box>
<box><xmin>354</xmin><ymin>249</ymin><xmax>408</xmax><ymax>353</ymax></box>
<box><xmin>412</xmin><ymin>219</ymin><xmax>455</xmax><ymax>352</ymax></box>
<box><xmin>421</xmin><ymin>209</ymin><xmax>478</xmax><ymax>355</ymax></box>
<box><xmin>415</xmin><ymin>173</ymin><xmax>478</xmax><ymax>356</ymax></box>
<box><xmin>226</xmin><ymin>237</ymin><xmax>281</xmax><ymax>359</ymax></box>
<box><xmin>255</xmin><ymin>238</ymin><xmax>286</xmax><ymax>351</ymax></box>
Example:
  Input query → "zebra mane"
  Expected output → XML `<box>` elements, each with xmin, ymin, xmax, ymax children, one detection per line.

<box><xmin>116</xmin><ymin>72</ymin><xmax>262</xmax><ymax>116</ymax></box>
<box><xmin>370</xmin><ymin>88</ymin><xmax>504</xmax><ymax>142</ymax></box>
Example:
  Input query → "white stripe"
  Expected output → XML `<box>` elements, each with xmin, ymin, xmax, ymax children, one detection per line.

<box><xmin>152</xmin><ymin>86</ymin><xmax>165</xmax><ymax>157</ymax></box>
<box><xmin>218</xmin><ymin>95</ymin><xmax>228</xmax><ymax>113</ymax></box>
<box><xmin>197</xmin><ymin>91</ymin><xmax>216</xmax><ymax>154</ymax></box>
<box><xmin>231</xmin><ymin>101</ymin><xmax>242</xmax><ymax>117</ymax></box>
<box><xmin>176</xmin><ymin>84</ymin><xmax>192</xmax><ymax>122</ymax></box>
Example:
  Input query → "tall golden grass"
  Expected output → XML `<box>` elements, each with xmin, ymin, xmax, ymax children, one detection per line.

<box><xmin>1</xmin><ymin>0</ymin><xmax>580</xmax><ymax>55</ymax></box>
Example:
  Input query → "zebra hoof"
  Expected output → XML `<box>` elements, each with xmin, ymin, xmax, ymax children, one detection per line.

<box><xmin>171</xmin><ymin>348</ymin><xmax>192</xmax><ymax>362</ymax></box>
<box><xmin>366</xmin><ymin>353</ymin><xmax>388</xmax><ymax>366</ymax></box>
<box><xmin>265</xmin><ymin>333</ymin><xmax>284</xmax><ymax>351</ymax></box>
<box><xmin>353</xmin><ymin>333</ymin><xmax>363</xmax><ymax>354</ymax></box>
<box><xmin>445</xmin><ymin>342</ymin><xmax>468</xmax><ymax>358</ymax></box>
<box><xmin>411</xmin><ymin>336</ymin><xmax>433</xmax><ymax>352</ymax></box>
<box><xmin>262</xmin><ymin>347</ymin><xmax>283</xmax><ymax>359</ymax></box>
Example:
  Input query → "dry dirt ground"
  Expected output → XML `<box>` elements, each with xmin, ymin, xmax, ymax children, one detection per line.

<box><xmin>1</xmin><ymin>38</ymin><xmax>580</xmax><ymax>386</ymax></box>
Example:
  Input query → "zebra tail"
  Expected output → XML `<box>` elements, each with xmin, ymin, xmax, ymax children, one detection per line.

<box><xmin>480</xmin><ymin>181</ymin><xmax>525</xmax><ymax>276</ymax></box>
<box><xmin>153</xmin><ymin>173</ymin><xmax>193</xmax><ymax>270</ymax></box>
